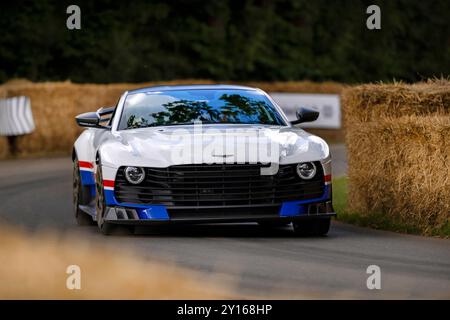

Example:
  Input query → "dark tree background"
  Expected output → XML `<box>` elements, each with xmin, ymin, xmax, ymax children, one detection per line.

<box><xmin>0</xmin><ymin>0</ymin><xmax>449</xmax><ymax>83</ymax></box>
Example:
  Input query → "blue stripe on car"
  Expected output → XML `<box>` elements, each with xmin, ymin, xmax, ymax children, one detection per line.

<box><xmin>80</xmin><ymin>170</ymin><xmax>95</xmax><ymax>185</ymax></box>
<box><xmin>279</xmin><ymin>185</ymin><xmax>331</xmax><ymax>217</ymax></box>
<box><xmin>136</xmin><ymin>207</ymin><xmax>169</xmax><ymax>220</ymax></box>
<box><xmin>103</xmin><ymin>189</ymin><xmax>169</xmax><ymax>220</ymax></box>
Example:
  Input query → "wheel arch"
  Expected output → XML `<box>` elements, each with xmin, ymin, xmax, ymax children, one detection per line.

<box><xmin>73</xmin><ymin>130</ymin><xmax>97</xmax><ymax>165</ymax></box>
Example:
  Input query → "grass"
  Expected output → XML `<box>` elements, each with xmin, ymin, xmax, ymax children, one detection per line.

<box><xmin>332</xmin><ymin>176</ymin><xmax>450</xmax><ymax>238</ymax></box>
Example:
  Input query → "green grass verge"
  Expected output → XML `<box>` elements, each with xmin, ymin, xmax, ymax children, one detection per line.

<box><xmin>332</xmin><ymin>176</ymin><xmax>450</xmax><ymax>237</ymax></box>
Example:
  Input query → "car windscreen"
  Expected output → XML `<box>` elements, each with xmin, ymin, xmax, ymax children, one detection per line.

<box><xmin>118</xmin><ymin>89</ymin><xmax>286</xmax><ymax>130</ymax></box>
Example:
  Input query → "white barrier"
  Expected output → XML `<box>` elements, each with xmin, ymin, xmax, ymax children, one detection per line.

<box><xmin>0</xmin><ymin>96</ymin><xmax>35</xmax><ymax>136</ymax></box>
<box><xmin>270</xmin><ymin>93</ymin><xmax>341</xmax><ymax>129</ymax></box>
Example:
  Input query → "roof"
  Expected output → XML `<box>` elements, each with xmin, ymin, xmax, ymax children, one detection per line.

<box><xmin>127</xmin><ymin>84</ymin><xmax>260</xmax><ymax>94</ymax></box>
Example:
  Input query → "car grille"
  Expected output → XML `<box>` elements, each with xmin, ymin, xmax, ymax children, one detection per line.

<box><xmin>114</xmin><ymin>163</ymin><xmax>325</xmax><ymax>218</ymax></box>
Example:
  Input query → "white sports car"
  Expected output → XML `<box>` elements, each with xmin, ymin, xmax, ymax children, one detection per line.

<box><xmin>73</xmin><ymin>85</ymin><xmax>334</xmax><ymax>235</ymax></box>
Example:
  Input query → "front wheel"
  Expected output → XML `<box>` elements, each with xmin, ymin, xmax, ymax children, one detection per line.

<box><xmin>95</xmin><ymin>162</ymin><xmax>133</xmax><ymax>235</ymax></box>
<box><xmin>95</xmin><ymin>163</ymin><xmax>115</xmax><ymax>235</ymax></box>
<box><xmin>293</xmin><ymin>218</ymin><xmax>331</xmax><ymax>236</ymax></box>
<box><xmin>73</xmin><ymin>156</ymin><xmax>95</xmax><ymax>226</ymax></box>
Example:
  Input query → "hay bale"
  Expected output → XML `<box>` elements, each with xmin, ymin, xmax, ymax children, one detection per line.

<box><xmin>343</xmin><ymin>80</ymin><xmax>450</xmax><ymax>123</ymax></box>
<box><xmin>343</xmin><ymin>80</ymin><xmax>450</xmax><ymax>235</ymax></box>
<box><xmin>0</xmin><ymin>86</ymin><xmax>10</xmax><ymax>158</ymax></box>
<box><xmin>0</xmin><ymin>80</ymin><xmax>212</xmax><ymax>157</ymax></box>
<box><xmin>0</xmin><ymin>80</ymin><xmax>343</xmax><ymax>158</ymax></box>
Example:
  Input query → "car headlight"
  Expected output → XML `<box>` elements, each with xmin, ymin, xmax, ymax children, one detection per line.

<box><xmin>124</xmin><ymin>166</ymin><xmax>145</xmax><ymax>184</ymax></box>
<box><xmin>296</xmin><ymin>162</ymin><xmax>316</xmax><ymax>180</ymax></box>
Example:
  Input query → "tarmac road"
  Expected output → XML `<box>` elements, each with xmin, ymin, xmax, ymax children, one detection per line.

<box><xmin>0</xmin><ymin>144</ymin><xmax>449</xmax><ymax>298</ymax></box>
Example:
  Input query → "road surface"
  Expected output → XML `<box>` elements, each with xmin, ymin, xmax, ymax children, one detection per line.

<box><xmin>0</xmin><ymin>145</ymin><xmax>449</xmax><ymax>298</ymax></box>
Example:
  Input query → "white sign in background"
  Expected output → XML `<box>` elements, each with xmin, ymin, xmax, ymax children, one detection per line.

<box><xmin>270</xmin><ymin>93</ymin><xmax>341</xmax><ymax>129</ymax></box>
<box><xmin>0</xmin><ymin>96</ymin><xmax>35</xmax><ymax>136</ymax></box>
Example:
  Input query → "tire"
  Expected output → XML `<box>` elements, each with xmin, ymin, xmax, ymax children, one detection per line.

<box><xmin>293</xmin><ymin>218</ymin><xmax>331</xmax><ymax>236</ymax></box>
<box><xmin>95</xmin><ymin>160</ymin><xmax>133</xmax><ymax>235</ymax></box>
<box><xmin>95</xmin><ymin>162</ymin><xmax>115</xmax><ymax>235</ymax></box>
<box><xmin>73</xmin><ymin>156</ymin><xmax>95</xmax><ymax>226</ymax></box>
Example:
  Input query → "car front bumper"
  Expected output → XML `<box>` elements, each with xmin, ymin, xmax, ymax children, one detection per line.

<box><xmin>103</xmin><ymin>200</ymin><xmax>336</xmax><ymax>225</ymax></box>
<box><xmin>101</xmin><ymin>161</ymin><xmax>335</xmax><ymax>225</ymax></box>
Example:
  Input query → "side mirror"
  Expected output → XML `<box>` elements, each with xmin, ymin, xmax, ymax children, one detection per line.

<box><xmin>75</xmin><ymin>106</ymin><xmax>115</xmax><ymax>128</ymax></box>
<box><xmin>75</xmin><ymin>112</ymin><xmax>101</xmax><ymax>128</ymax></box>
<box><xmin>290</xmin><ymin>107</ymin><xmax>320</xmax><ymax>125</ymax></box>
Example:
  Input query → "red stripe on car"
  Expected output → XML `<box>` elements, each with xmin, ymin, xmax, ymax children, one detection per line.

<box><xmin>79</xmin><ymin>161</ymin><xmax>93</xmax><ymax>169</ymax></box>
<box><xmin>103</xmin><ymin>180</ymin><xmax>115</xmax><ymax>188</ymax></box>
<box><xmin>324</xmin><ymin>175</ymin><xmax>332</xmax><ymax>182</ymax></box>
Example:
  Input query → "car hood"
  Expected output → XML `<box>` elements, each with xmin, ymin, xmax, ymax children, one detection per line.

<box><xmin>100</xmin><ymin>124</ymin><xmax>329</xmax><ymax>168</ymax></box>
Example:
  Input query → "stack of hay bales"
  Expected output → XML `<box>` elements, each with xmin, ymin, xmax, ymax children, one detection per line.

<box><xmin>343</xmin><ymin>80</ymin><xmax>450</xmax><ymax>235</ymax></box>
<box><xmin>0</xmin><ymin>80</ymin><xmax>343</xmax><ymax>158</ymax></box>
<box><xmin>0</xmin><ymin>80</ymin><xmax>211</xmax><ymax>157</ymax></box>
